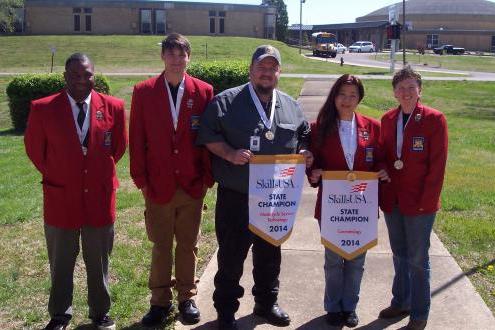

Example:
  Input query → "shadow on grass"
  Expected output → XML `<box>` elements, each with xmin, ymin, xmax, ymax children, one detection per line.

<box><xmin>0</xmin><ymin>128</ymin><xmax>22</xmax><ymax>136</ymax></box>
<box><xmin>432</xmin><ymin>258</ymin><xmax>495</xmax><ymax>297</ymax></box>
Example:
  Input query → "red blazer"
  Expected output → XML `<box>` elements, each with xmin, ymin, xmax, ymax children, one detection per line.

<box><xmin>24</xmin><ymin>90</ymin><xmax>127</xmax><ymax>229</ymax></box>
<box><xmin>309</xmin><ymin>113</ymin><xmax>382</xmax><ymax>220</ymax></box>
<box><xmin>379</xmin><ymin>102</ymin><xmax>448</xmax><ymax>216</ymax></box>
<box><xmin>129</xmin><ymin>72</ymin><xmax>214</xmax><ymax>204</ymax></box>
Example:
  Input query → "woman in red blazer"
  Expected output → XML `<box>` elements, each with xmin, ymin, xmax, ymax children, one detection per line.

<box><xmin>308</xmin><ymin>75</ymin><xmax>389</xmax><ymax>328</ymax></box>
<box><xmin>377</xmin><ymin>67</ymin><xmax>448</xmax><ymax>330</ymax></box>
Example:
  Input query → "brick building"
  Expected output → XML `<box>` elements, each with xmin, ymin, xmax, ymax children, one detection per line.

<box><xmin>22</xmin><ymin>0</ymin><xmax>276</xmax><ymax>39</ymax></box>
<box><xmin>357</xmin><ymin>0</ymin><xmax>495</xmax><ymax>52</ymax></box>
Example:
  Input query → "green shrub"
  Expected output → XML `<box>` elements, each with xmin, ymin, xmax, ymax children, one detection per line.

<box><xmin>188</xmin><ymin>61</ymin><xmax>249</xmax><ymax>94</ymax></box>
<box><xmin>6</xmin><ymin>74</ymin><xmax>110</xmax><ymax>132</ymax></box>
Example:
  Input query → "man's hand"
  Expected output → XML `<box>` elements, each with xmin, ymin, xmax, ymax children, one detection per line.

<box><xmin>309</xmin><ymin>168</ymin><xmax>322</xmax><ymax>184</ymax></box>
<box><xmin>377</xmin><ymin>169</ymin><xmax>391</xmax><ymax>183</ymax></box>
<box><xmin>227</xmin><ymin>149</ymin><xmax>253</xmax><ymax>165</ymax></box>
<box><xmin>299</xmin><ymin>149</ymin><xmax>314</xmax><ymax>168</ymax></box>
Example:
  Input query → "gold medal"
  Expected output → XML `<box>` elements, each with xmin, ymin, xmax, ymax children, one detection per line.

<box><xmin>347</xmin><ymin>171</ymin><xmax>357</xmax><ymax>181</ymax></box>
<box><xmin>394</xmin><ymin>159</ymin><xmax>404</xmax><ymax>170</ymax></box>
<box><xmin>265</xmin><ymin>130</ymin><xmax>274</xmax><ymax>140</ymax></box>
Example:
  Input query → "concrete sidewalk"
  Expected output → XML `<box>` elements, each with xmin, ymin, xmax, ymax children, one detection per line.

<box><xmin>176</xmin><ymin>80</ymin><xmax>495</xmax><ymax>329</ymax></box>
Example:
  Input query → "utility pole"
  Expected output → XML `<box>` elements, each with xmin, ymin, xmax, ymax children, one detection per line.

<box><xmin>299</xmin><ymin>0</ymin><xmax>305</xmax><ymax>54</ymax></box>
<box><xmin>402</xmin><ymin>0</ymin><xmax>406</xmax><ymax>65</ymax></box>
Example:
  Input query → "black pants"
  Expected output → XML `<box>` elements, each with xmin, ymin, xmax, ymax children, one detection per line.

<box><xmin>213</xmin><ymin>186</ymin><xmax>281</xmax><ymax>318</ymax></box>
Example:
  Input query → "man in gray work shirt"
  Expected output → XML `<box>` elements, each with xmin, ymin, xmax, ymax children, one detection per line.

<box><xmin>197</xmin><ymin>45</ymin><xmax>313</xmax><ymax>330</ymax></box>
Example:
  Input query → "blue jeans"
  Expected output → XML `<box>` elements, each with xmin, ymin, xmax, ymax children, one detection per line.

<box><xmin>384</xmin><ymin>207</ymin><xmax>436</xmax><ymax>321</ymax></box>
<box><xmin>324</xmin><ymin>248</ymin><xmax>366</xmax><ymax>312</ymax></box>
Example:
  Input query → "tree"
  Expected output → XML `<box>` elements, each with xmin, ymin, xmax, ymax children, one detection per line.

<box><xmin>263</xmin><ymin>0</ymin><xmax>289</xmax><ymax>42</ymax></box>
<box><xmin>0</xmin><ymin>0</ymin><xmax>23</xmax><ymax>33</ymax></box>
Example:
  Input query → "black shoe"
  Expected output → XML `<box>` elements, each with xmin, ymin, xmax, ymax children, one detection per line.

<box><xmin>404</xmin><ymin>319</ymin><xmax>427</xmax><ymax>330</ymax></box>
<box><xmin>141</xmin><ymin>304</ymin><xmax>174</xmax><ymax>327</ymax></box>
<box><xmin>343</xmin><ymin>311</ymin><xmax>359</xmax><ymax>328</ymax></box>
<box><xmin>44</xmin><ymin>319</ymin><xmax>69</xmax><ymax>330</ymax></box>
<box><xmin>178</xmin><ymin>299</ymin><xmax>201</xmax><ymax>324</ymax></box>
<box><xmin>92</xmin><ymin>315</ymin><xmax>116</xmax><ymax>330</ymax></box>
<box><xmin>217</xmin><ymin>315</ymin><xmax>238</xmax><ymax>330</ymax></box>
<box><xmin>378</xmin><ymin>305</ymin><xmax>410</xmax><ymax>319</ymax></box>
<box><xmin>253</xmin><ymin>302</ymin><xmax>291</xmax><ymax>326</ymax></box>
<box><xmin>325</xmin><ymin>312</ymin><xmax>343</xmax><ymax>327</ymax></box>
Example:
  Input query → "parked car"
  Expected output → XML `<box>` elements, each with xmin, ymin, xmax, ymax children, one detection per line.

<box><xmin>433</xmin><ymin>44</ymin><xmax>465</xmax><ymax>55</ymax></box>
<box><xmin>336</xmin><ymin>43</ymin><xmax>347</xmax><ymax>54</ymax></box>
<box><xmin>348</xmin><ymin>41</ymin><xmax>375</xmax><ymax>53</ymax></box>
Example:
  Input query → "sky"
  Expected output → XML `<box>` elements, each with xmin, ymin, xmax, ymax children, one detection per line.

<box><xmin>172</xmin><ymin>0</ymin><xmax>495</xmax><ymax>25</ymax></box>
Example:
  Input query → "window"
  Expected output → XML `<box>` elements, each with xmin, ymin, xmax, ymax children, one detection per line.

<box><xmin>426</xmin><ymin>34</ymin><xmax>438</xmax><ymax>49</ymax></box>
<box><xmin>492</xmin><ymin>36</ymin><xmax>495</xmax><ymax>53</ymax></box>
<box><xmin>84</xmin><ymin>8</ymin><xmax>92</xmax><ymax>14</ymax></box>
<box><xmin>85</xmin><ymin>15</ymin><xmax>92</xmax><ymax>31</ymax></box>
<box><xmin>219</xmin><ymin>11</ymin><xmax>226</xmax><ymax>17</ymax></box>
<box><xmin>219</xmin><ymin>17</ymin><xmax>225</xmax><ymax>34</ymax></box>
<box><xmin>155</xmin><ymin>10</ymin><xmax>166</xmax><ymax>34</ymax></box>
<box><xmin>74</xmin><ymin>14</ymin><xmax>80</xmax><ymax>31</ymax></box>
<box><xmin>73</xmin><ymin>8</ymin><xmax>81</xmax><ymax>13</ymax></box>
<box><xmin>210</xmin><ymin>17</ymin><xmax>215</xmax><ymax>33</ymax></box>
<box><xmin>140</xmin><ymin>9</ymin><xmax>152</xmax><ymax>34</ymax></box>
<box><xmin>209</xmin><ymin>10</ymin><xmax>216</xmax><ymax>17</ymax></box>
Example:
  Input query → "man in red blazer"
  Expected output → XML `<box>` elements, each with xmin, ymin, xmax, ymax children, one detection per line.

<box><xmin>24</xmin><ymin>53</ymin><xmax>127</xmax><ymax>330</ymax></box>
<box><xmin>129</xmin><ymin>33</ymin><xmax>214</xmax><ymax>326</ymax></box>
<box><xmin>378</xmin><ymin>67</ymin><xmax>448</xmax><ymax>330</ymax></box>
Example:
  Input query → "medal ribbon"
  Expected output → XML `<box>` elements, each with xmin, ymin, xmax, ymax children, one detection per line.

<box><xmin>396</xmin><ymin>109</ymin><xmax>413</xmax><ymax>159</ymax></box>
<box><xmin>248</xmin><ymin>83</ymin><xmax>276</xmax><ymax>131</ymax></box>
<box><xmin>165</xmin><ymin>76</ymin><xmax>185</xmax><ymax>130</ymax></box>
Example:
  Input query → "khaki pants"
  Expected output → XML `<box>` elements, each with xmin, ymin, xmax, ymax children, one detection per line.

<box><xmin>145</xmin><ymin>188</ymin><xmax>203</xmax><ymax>306</ymax></box>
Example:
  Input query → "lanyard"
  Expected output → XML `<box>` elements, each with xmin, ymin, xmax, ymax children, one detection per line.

<box><xmin>248</xmin><ymin>83</ymin><xmax>276</xmax><ymax>130</ymax></box>
<box><xmin>338</xmin><ymin>114</ymin><xmax>356</xmax><ymax>170</ymax></box>
<box><xmin>396</xmin><ymin>109</ymin><xmax>412</xmax><ymax>159</ymax></box>
<box><xmin>165</xmin><ymin>77</ymin><xmax>185</xmax><ymax>130</ymax></box>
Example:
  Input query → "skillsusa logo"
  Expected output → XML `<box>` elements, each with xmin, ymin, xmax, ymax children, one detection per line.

<box><xmin>350</xmin><ymin>182</ymin><xmax>368</xmax><ymax>193</ymax></box>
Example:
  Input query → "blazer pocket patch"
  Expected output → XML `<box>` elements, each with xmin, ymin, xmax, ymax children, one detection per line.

<box><xmin>191</xmin><ymin>115</ymin><xmax>201</xmax><ymax>130</ymax></box>
<box><xmin>412</xmin><ymin>136</ymin><xmax>424</xmax><ymax>151</ymax></box>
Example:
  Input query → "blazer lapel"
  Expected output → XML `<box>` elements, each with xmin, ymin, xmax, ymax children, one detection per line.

<box><xmin>354</xmin><ymin>113</ymin><xmax>368</xmax><ymax>166</ymax></box>
<box><xmin>402</xmin><ymin>102</ymin><xmax>423</xmax><ymax>159</ymax></box>
<box><xmin>59</xmin><ymin>90</ymin><xmax>85</xmax><ymax>153</ymax></box>
<box><xmin>88</xmin><ymin>90</ymin><xmax>104</xmax><ymax>152</ymax></box>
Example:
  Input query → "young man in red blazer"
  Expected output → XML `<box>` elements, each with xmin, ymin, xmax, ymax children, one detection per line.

<box><xmin>378</xmin><ymin>67</ymin><xmax>448</xmax><ymax>330</ymax></box>
<box><xmin>25</xmin><ymin>53</ymin><xmax>127</xmax><ymax>330</ymax></box>
<box><xmin>129</xmin><ymin>33</ymin><xmax>214</xmax><ymax>326</ymax></box>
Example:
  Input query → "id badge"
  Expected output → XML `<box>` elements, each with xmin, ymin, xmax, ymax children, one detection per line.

<box><xmin>250</xmin><ymin>136</ymin><xmax>260</xmax><ymax>152</ymax></box>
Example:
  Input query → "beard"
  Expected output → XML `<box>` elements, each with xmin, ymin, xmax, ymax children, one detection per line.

<box><xmin>253</xmin><ymin>83</ymin><xmax>276</xmax><ymax>97</ymax></box>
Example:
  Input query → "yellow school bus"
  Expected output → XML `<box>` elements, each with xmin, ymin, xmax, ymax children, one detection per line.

<box><xmin>311</xmin><ymin>32</ymin><xmax>338</xmax><ymax>58</ymax></box>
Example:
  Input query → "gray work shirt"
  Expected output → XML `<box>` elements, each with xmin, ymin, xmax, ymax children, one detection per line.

<box><xmin>197</xmin><ymin>83</ymin><xmax>310</xmax><ymax>194</ymax></box>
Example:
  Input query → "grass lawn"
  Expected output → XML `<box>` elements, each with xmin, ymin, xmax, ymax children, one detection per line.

<box><xmin>0</xmin><ymin>35</ymin><xmax>392</xmax><ymax>75</ymax></box>
<box><xmin>372</xmin><ymin>52</ymin><xmax>495</xmax><ymax>72</ymax></box>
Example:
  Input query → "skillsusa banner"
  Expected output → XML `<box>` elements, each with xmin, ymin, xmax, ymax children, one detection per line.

<box><xmin>248</xmin><ymin>154</ymin><xmax>305</xmax><ymax>246</ymax></box>
<box><xmin>321</xmin><ymin>171</ymin><xmax>378</xmax><ymax>259</ymax></box>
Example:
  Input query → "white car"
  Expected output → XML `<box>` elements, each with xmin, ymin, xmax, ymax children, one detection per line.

<box><xmin>348</xmin><ymin>41</ymin><xmax>375</xmax><ymax>53</ymax></box>
<box><xmin>336</xmin><ymin>43</ymin><xmax>347</xmax><ymax>54</ymax></box>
